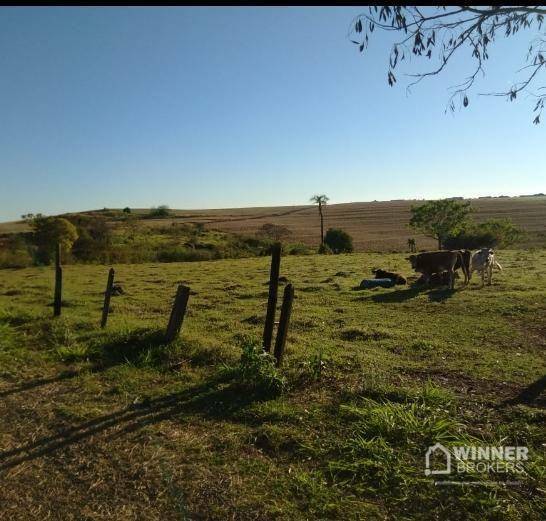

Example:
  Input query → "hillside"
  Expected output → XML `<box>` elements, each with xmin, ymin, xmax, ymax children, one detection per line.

<box><xmin>1</xmin><ymin>195</ymin><xmax>545</xmax><ymax>251</ymax></box>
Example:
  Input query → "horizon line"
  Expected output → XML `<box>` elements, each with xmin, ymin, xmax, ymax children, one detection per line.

<box><xmin>3</xmin><ymin>192</ymin><xmax>545</xmax><ymax>225</ymax></box>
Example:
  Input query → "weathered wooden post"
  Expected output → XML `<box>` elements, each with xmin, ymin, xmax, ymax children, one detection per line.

<box><xmin>263</xmin><ymin>242</ymin><xmax>281</xmax><ymax>352</ymax></box>
<box><xmin>273</xmin><ymin>283</ymin><xmax>294</xmax><ymax>367</ymax></box>
<box><xmin>165</xmin><ymin>284</ymin><xmax>190</xmax><ymax>343</ymax></box>
<box><xmin>53</xmin><ymin>244</ymin><xmax>62</xmax><ymax>317</ymax></box>
<box><xmin>101</xmin><ymin>268</ymin><xmax>115</xmax><ymax>328</ymax></box>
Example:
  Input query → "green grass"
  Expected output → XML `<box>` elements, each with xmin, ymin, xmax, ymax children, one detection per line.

<box><xmin>0</xmin><ymin>250</ymin><xmax>545</xmax><ymax>519</ymax></box>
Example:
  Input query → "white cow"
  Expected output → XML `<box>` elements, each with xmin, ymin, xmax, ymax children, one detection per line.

<box><xmin>470</xmin><ymin>248</ymin><xmax>502</xmax><ymax>286</ymax></box>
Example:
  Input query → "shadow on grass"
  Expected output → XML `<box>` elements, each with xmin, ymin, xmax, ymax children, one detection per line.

<box><xmin>503</xmin><ymin>374</ymin><xmax>546</xmax><ymax>408</ymax></box>
<box><xmin>354</xmin><ymin>284</ymin><xmax>462</xmax><ymax>304</ymax></box>
<box><xmin>90</xmin><ymin>328</ymin><xmax>168</xmax><ymax>368</ymax></box>
<box><xmin>426</xmin><ymin>288</ymin><xmax>457</xmax><ymax>302</ymax></box>
<box><xmin>353</xmin><ymin>286</ymin><xmax>427</xmax><ymax>303</ymax></box>
<box><xmin>0</xmin><ymin>328</ymin><xmax>170</xmax><ymax>398</ymax></box>
<box><xmin>0</xmin><ymin>372</ymin><xmax>276</xmax><ymax>472</ymax></box>
<box><xmin>0</xmin><ymin>370</ymin><xmax>81</xmax><ymax>398</ymax></box>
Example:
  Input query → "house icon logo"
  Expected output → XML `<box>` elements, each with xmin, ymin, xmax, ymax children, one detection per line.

<box><xmin>425</xmin><ymin>443</ymin><xmax>451</xmax><ymax>476</ymax></box>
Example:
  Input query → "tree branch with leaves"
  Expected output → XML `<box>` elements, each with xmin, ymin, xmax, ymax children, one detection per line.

<box><xmin>349</xmin><ymin>6</ymin><xmax>546</xmax><ymax>123</ymax></box>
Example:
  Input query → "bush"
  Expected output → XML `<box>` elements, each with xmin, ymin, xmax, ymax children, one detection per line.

<box><xmin>123</xmin><ymin>207</ymin><xmax>131</xmax><ymax>214</ymax></box>
<box><xmin>156</xmin><ymin>246</ymin><xmax>218</xmax><ymax>263</ymax></box>
<box><xmin>444</xmin><ymin>218</ymin><xmax>522</xmax><ymax>249</ymax></box>
<box><xmin>318</xmin><ymin>243</ymin><xmax>333</xmax><ymax>254</ymax></box>
<box><xmin>285</xmin><ymin>242</ymin><xmax>313</xmax><ymax>255</ymax></box>
<box><xmin>148</xmin><ymin>205</ymin><xmax>171</xmax><ymax>218</ymax></box>
<box><xmin>324</xmin><ymin>228</ymin><xmax>354</xmax><ymax>254</ymax></box>
<box><xmin>0</xmin><ymin>247</ymin><xmax>33</xmax><ymax>268</ymax></box>
<box><xmin>69</xmin><ymin>215</ymin><xmax>113</xmax><ymax>262</ymax></box>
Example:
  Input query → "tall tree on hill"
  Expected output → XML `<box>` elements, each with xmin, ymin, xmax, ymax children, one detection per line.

<box><xmin>349</xmin><ymin>6</ymin><xmax>546</xmax><ymax>123</ymax></box>
<box><xmin>310</xmin><ymin>194</ymin><xmax>330</xmax><ymax>246</ymax></box>
<box><xmin>410</xmin><ymin>199</ymin><xmax>472</xmax><ymax>250</ymax></box>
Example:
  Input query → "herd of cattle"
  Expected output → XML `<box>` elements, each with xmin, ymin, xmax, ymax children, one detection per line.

<box><xmin>370</xmin><ymin>247</ymin><xmax>502</xmax><ymax>290</ymax></box>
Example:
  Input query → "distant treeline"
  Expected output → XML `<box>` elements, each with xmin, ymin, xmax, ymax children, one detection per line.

<box><xmin>0</xmin><ymin>212</ymin><xmax>313</xmax><ymax>269</ymax></box>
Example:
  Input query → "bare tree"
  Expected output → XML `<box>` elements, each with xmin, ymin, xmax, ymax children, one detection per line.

<box><xmin>349</xmin><ymin>6</ymin><xmax>546</xmax><ymax>123</ymax></box>
<box><xmin>310</xmin><ymin>194</ymin><xmax>330</xmax><ymax>246</ymax></box>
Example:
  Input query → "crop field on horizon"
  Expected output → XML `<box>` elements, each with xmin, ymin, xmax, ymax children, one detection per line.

<box><xmin>1</xmin><ymin>195</ymin><xmax>545</xmax><ymax>252</ymax></box>
<box><xmin>0</xmin><ymin>250</ymin><xmax>544</xmax><ymax>519</ymax></box>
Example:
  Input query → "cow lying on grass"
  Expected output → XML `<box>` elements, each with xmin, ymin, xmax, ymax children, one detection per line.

<box><xmin>471</xmin><ymin>248</ymin><xmax>502</xmax><ymax>286</ymax></box>
<box><xmin>415</xmin><ymin>271</ymin><xmax>459</xmax><ymax>286</ymax></box>
<box><xmin>372</xmin><ymin>269</ymin><xmax>407</xmax><ymax>285</ymax></box>
<box><xmin>407</xmin><ymin>250</ymin><xmax>469</xmax><ymax>290</ymax></box>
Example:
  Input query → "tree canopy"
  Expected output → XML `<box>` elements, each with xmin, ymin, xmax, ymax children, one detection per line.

<box><xmin>409</xmin><ymin>199</ymin><xmax>472</xmax><ymax>249</ymax></box>
<box><xmin>349</xmin><ymin>6</ymin><xmax>546</xmax><ymax>123</ymax></box>
<box><xmin>31</xmin><ymin>216</ymin><xmax>79</xmax><ymax>264</ymax></box>
<box><xmin>257</xmin><ymin>223</ymin><xmax>292</xmax><ymax>242</ymax></box>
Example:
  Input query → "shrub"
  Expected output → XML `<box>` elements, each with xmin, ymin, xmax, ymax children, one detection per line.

<box><xmin>123</xmin><ymin>207</ymin><xmax>131</xmax><ymax>213</ymax></box>
<box><xmin>0</xmin><ymin>248</ymin><xmax>33</xmax><ymax>269</ymax></box>
<box><xmin>0</xmin><ymin>235</ymin><xmax>33</xmax><ymax>268</ymax></box>
<box><xmin>148</xmin><ymin>205</ymin><xmax>171</xmax><ymax>218</ymax></box>
<box><xmin>324</xmin><ymin>228</ymin><xmax>354</xmax><ymax>254</ymax></box>
<box><xmin>285</xmin><ymin>242</ymin><xmax>313</xmax><ymax>255</ymax></box>
<box><xmin>444</xmin><ymin>218</ymin><xmax>522</xmax><ymax>249</ymax></box>
<box><xmin>156</xmin><ymin>246</ymin><xmax>218</xmax><ymax>263</ymax></box>
<box><xmin>318</xmin><ymin>243</ymin><xmax>333</xmax><ymax>254</ymax></box>
<box><xmin>69</xmin><ymin>215</ymin><xmax>112</xmax><ymax>262</ymax></box>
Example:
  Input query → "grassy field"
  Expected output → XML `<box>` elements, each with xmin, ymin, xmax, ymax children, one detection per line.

<box><xmin>0</xmin><ymin>250</ymin><xmax>545</xmax><ymax>519</ymax></box>
<box><xmin>2</xmin><ymin>195</ymin><xmax>545</xmax><ymax>251</ymax></box>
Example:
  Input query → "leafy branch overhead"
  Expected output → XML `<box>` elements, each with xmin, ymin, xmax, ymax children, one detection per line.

<box><xmin>349</xmin><ymin>6</ymin><xmax>546</xmax><ymax>123</ymax></box>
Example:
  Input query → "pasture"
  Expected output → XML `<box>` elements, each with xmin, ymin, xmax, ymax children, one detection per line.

<box><xmin>0</xmin><ymin>250</ymin><xmax>545</xmax><ymax>519</ymax></box>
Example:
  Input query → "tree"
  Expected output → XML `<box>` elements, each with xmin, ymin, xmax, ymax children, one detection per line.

<box><xmin>310</xmin><ymin>194</ymin><xmax>330</xmax><ymax>246</ymax></box>
<box><xmin>257</xmin><ymin>223</ymin><xmax>292</xmax><ymax>243</ymax></box>
<box><xmin>409</xmin><ymin>199</ymin><xmax>471</xmax><ymax>250</ymax></box>
<box><xmin>349</xmin><ymin>6</ymin><xmax>546</xmax><ymax>123</ymax></box>
<box><xmin>324</xmin><ymin>228</ymin><xmax>354</xmax><ymax>254</ymax></box>
<box><xmin>123</xmin><ymin>207</ymin><xmax>131</xmax><ymax>214</ymax></box>
<box><xmin>31</xmin><ymin>216</ymin><xmax>79</xmax><ymax>264</ymax></box>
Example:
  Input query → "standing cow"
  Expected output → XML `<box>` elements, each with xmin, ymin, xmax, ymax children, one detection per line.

<box><xmin>407</xmin><ymin>250</ymin><xmax>469</xmax><ymax>290</ymax></box>
<box><xmin>470</xmin><ymin>248</ymin><xmax>502</xmax><ymax>286</ymax></box>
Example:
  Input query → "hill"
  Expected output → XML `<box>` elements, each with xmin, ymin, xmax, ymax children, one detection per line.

<box><xmin>1</xmin><ymin>195</ymin><xmax>545</xmax><ymax>251</ymax></box>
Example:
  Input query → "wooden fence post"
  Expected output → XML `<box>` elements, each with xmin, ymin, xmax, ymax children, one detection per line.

<box><xmin>263</xmin><ymin>242</ymin><xmax>281</xmax><ymax>352</ymax></box>
<box><xmin>53</xmin><ymin>244</ymin><xmax>62</xmax><ymax>317</ymax></box>
<box><xmin>273</xmin><ymin>283</ymin><xmax>294</xmax><ymax>367</ymax></box>
<box><xmin>165</xmin><ymin>285</ymin><xmax>190</xmax><ymax>343</ymax></box>
<box><xmin>101</xmin><ymin>268</ymin><xmax>115</xmax><ymax>328</ymax></box>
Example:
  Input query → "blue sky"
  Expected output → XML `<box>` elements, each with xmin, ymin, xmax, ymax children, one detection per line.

<box><xmin>0</xmin><ymin>7</ymin><xmax>544</xmax><ymax>221</ymax></box>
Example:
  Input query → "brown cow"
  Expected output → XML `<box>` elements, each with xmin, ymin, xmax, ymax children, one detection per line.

<box><xmin>415</xmin><ymin>271</ymin><xmax>459</xmax><ymax>286</ymax></box>
<box><xmin>454</xmin><ymin>249</ymin><xmax>472</xmax><ymax>284</ymax></box>
<box><xmin>407</xmin><ymin>250</ymin><xmax>469</xmax><ymax>290</ymax></box>
<box><xmin>372</xmin><ymin>268</ymin><xmax>407</xmax><ymax>285</ymax></box>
